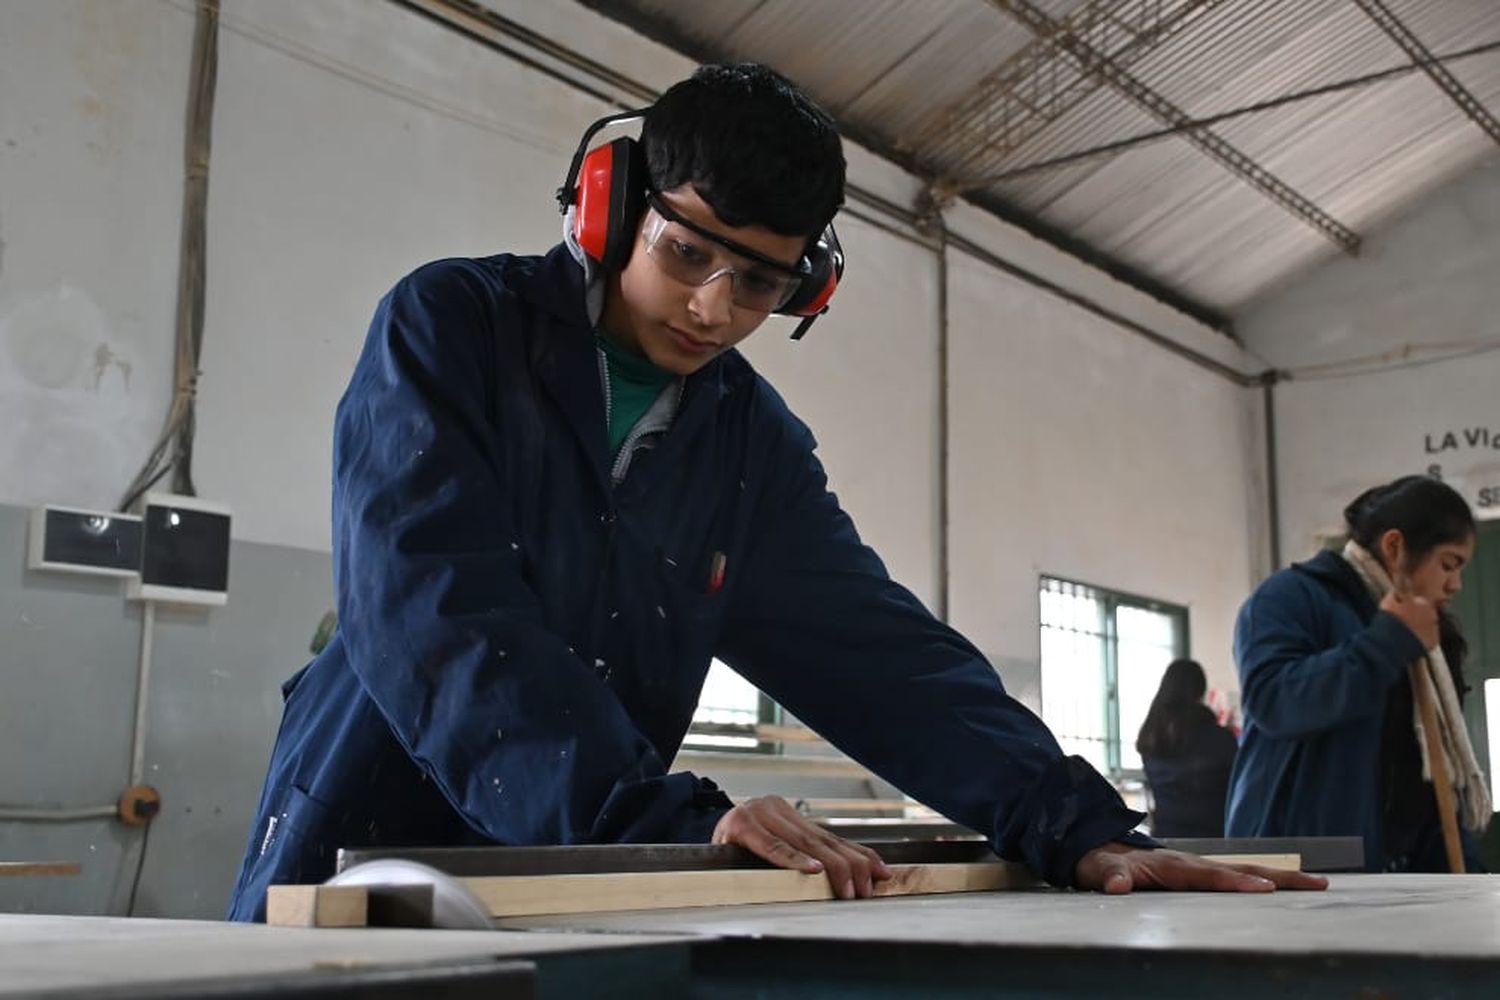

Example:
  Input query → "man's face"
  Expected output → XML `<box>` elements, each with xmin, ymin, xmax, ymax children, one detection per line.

<box><xmin>600</xmin><ymin>185</ymin><xmax>809</xmax><ymax>376</ymax></box>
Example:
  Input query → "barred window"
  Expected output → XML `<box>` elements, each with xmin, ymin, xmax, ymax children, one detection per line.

<box><xmin>1039</xmin><ymin>577</ymin><xmax>1188</xmax><ymax>776</ymax></box>
<box><xmin>683</xmin><ymin>659</ymin><xmax>778</xmax><ymax>752</ymax></box>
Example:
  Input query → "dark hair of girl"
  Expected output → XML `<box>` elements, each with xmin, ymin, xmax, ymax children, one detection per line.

<box><xmin>1136</xmin><ymin>658</ymin><xmax>1211</xmax><ymax>757</ymax></box>
<box><xmin>1345</xmin><ymin>475</ymin><xmax>1474</xmax><ymax>698</ymax></box>
<box><xmin>1343</xmin><ymin>475</ymin><xmax>1475</xmax><ymax>564</ymax></box>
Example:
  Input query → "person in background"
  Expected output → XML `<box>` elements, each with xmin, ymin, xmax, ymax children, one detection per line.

<box><xmin>1226</xmin><ymin>475</ymin><xmax>1489</xmax><ymax>871</ymax></box>
<box><xmin>1137</xmin><ymin>658</ymin><xmax>1238</xmax><ymax>838</ymax></box>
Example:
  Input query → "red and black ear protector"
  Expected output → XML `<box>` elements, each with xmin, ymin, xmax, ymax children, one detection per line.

<box><xmin>556</xmin><ymin>109</ymin><xmax>845</xmax><ymax>340</ymax></box>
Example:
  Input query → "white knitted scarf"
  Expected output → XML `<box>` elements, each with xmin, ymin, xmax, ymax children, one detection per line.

<box><xmin>1342</xmin><ymin>540</ymin><xmax>1491</xmax><ymax>832</ymax></box>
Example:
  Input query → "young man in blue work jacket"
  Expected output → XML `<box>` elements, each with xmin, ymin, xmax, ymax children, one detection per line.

<box><xmin>227</xmin><ymin>64</ymin><xmax>1323</xmax><ymax>920</ymax></box>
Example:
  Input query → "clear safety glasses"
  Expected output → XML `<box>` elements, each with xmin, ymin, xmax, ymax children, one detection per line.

<box><xmin>641</xmin><ymin>194</ymin><xmax>805</xmax><ymax>313</ymax></box>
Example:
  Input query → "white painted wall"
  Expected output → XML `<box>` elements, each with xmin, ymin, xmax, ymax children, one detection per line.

<box><xmin>0</xmin><ymin>0</ymin><xmax>190</xmax><ymax>514</ymax></box>
<box><xmin>195</xmin><ymin>0</ymin><xmax>616</xmax><ymax>551</ymax></box>
<box><xmin>1239</xmin><ymin>158</ymin><xmax>1500</xmax><ymax>560</ymax></box>
<box><xmin>943</xmin><ymin>242</ymin><xmax>1266</xmax><ymax>704</ymax></box>
<box><xmin>0</xmin><ymin>0</ymin><xmax>1272</xmax><ymax>706</ymax></box>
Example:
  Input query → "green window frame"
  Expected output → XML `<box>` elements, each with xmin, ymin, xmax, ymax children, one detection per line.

<box><xmin>1038</xmin><ymin>576</ymin><xmax>1189</xmax><ymax>777</ymax></box>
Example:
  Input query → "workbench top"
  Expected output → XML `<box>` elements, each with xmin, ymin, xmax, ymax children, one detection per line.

<box><xmin>0</xmin><ymin>914</ymin><xmax>690</xmax><ymax>998</ymax></box>
<box><xmin>7</xmin><ymin>876</ymin><xmax>1500</xmax><ymax>998</ymax></box>
<box><xmin>504</xmin><ymin>874</ymin><xmax>1500</xmax><ymax>997</ymax></box>
<box><xmin>504</xmin><ymin>874</ymin><xmax>1500</xmax><ymax>958</ymax></box>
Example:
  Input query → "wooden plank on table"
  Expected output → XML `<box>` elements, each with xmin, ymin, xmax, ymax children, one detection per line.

<box><xmin>1158</xmin><ymin>836</ymin><xmax>1361</xmax><ymax>871</ymax></box>
<box><xmin>1200</xmin><ymin>853</ymin><xmax>1302</xmax><ymax>871</ymax></box>
<box><xmin>266</xmin><ymin>884</ymin><xmax>369</xmax><ymax>927</ymax></box>
<box><xmin>464</xmin><ymin>861</ymin><xmax>1035</xmax><ymax>918</ymax></box>
<box><xmin>275</xmin><ymin>853</ymin><xmax>1301</xmax><ymax>928</ymax></box>
<box><xmin>0</xmin><ymin>862</ymin><xmax>81</xmax><ymax>877</ymax></box>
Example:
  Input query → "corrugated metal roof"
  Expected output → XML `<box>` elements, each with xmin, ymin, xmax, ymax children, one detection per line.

<box><xmin>577</xmin><ymin>0</ymin><xmax>1500</xmax><ymax>322</ymax></box>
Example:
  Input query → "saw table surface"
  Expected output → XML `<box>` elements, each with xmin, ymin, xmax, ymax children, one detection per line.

<box><xmin>0</xmin><ymin>914</ymin><xmax>691</xmax><ymax>999</ymax></box>
<box><xmin>504</xmin><ymin>873</ymin><xmax>1498</xmax><ymax>957</ymax></box>
<box><xmin>504</xmin><ymin>874</ymin><xmax>1500</xmax><ymax>998</ymax></box>
<box><xmin>7</xmin><ymin>876</ymin><xmax>1500</xmax><ymax>998</ymax></box>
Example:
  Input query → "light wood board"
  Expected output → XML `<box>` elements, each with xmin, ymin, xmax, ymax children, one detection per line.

<box><xmin>0</xmin><ymin>862</ymin><xmax>81</xmax><ymax>877</ymax></box>
<box><xmin>269</xmin><ymin>861</ymin><xmax>1035</xmax><ymax>925</ymax></box>
<box><xmin>1200</xmin><ymin>853</ymin><xmax>1301</xmax><ymax>870</ymax></box>
<box><xmin>463</xmin><ymin>860</ymin><xmax>1035</xmax><ymax>917</ymax></box>
<box><xmin>267</xmin><ymin>852</ymin><xmax>1308</xmax><ymax>926</ymax></box>
<box><xmin>265</xmin><ymin>884</ymin><xmax>369</xmax><ymax>928</ymax></box>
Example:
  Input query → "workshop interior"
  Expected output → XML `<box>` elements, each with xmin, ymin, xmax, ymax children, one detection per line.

<box><xmin>4</xmin><ymin>1</ymin><xmax>1500</xmax><ymax>997</ymax></box>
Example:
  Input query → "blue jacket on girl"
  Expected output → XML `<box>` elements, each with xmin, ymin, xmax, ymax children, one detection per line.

<box><xmin>1225</xmin><ymin>549</ymin><xmax>1456</xmax><ymax>869</ymax></box>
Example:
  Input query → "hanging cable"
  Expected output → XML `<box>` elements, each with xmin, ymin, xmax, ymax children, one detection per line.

<box><xmin>125</xmin><ymin>823</ymin><xmax>153</xmax><ymax>917</ymax></box>
<box><xmin>119</xmin><ymin>0</ymin><xmax>219</xmax><ymax>509</ymax></box>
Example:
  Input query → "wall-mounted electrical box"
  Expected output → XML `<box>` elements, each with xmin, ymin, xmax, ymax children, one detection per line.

<box><xmin>28</xmin><ymin>506</ymin><xmax>144</xmax><ymax>577</ymax></box>
<box><xmin>127</xmin><ymin>493</ymin><xmax>232</xmax><ymax>606</ymax></box>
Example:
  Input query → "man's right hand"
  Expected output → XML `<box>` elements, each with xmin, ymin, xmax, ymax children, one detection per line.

<box><xmin>711</xmin><ymin>795</ymin><xmax>892</xmax><ymax>899</ymax></box>
<box><xmin>1380</xmin><ymin>589</ymin><xmax>1439</xmax><ymax>651</ymax></box>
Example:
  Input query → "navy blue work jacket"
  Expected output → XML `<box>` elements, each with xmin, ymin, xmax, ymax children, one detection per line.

<box><xmin>226</xmin><ymin>245</ymin><xmax>1146</xmax><ymax>920</ymax></box>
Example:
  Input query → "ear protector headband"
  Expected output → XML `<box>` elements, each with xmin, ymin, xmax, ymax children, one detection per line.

<box><xmin>556</xmin><ymin>109</ymin><xmax>844</xmax><ymax>340</ymax></box>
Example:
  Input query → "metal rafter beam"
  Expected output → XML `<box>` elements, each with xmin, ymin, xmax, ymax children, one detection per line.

<box><xmin>980</xmin><ymin>38</ymin><xmax>1500</xmax><ymax>184</ymax></box>
<box><xmin>1351</xmin><ymin>0</ymin><xmax>1500</xmax><ymax>146</ymax></box>
<box><xmin>991</xmin><ymin>0</ymin><xmax>1362</xmax><ymax>255</ymax></box>
<box><xmin>909</xmin><ymin>0</ymin><xmax>1226</xmax><ymax>185</ymax></box>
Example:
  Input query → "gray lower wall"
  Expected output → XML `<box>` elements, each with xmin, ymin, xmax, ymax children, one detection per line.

<box><xmin>0</xmin><ymin>502</ymin><xmax>332</xmax><ymax>919</ymax></box>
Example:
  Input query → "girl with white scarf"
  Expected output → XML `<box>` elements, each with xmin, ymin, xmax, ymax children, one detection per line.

<box><xmin>1226</xmin><ymin>476</ymin><xmax>1487</xmax><ymax>872</ymax></box>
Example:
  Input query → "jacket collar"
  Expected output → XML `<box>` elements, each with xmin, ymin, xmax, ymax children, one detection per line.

<box><xmin>516</xmin><ymin>243</ymin><xmax>594</xmax><ymax>328</ymax></box>
<box><xmin>517</xmin><ymin>244</ymin><xmax>731</xmax><ymax>498</ymax></box>
<box><xmin>1293</xmin><ymin>547</ymin><xmax>1378</xmax><ymax>618</ymax></box>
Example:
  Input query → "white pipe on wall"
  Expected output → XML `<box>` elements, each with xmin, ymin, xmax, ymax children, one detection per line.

<box><xmin>130</xmin><ymin>600</ymin><xmax>156</xmax><ymax>788</ymax></box>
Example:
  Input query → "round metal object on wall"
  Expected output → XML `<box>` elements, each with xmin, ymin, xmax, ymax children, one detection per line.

<box><xmin>116</xmin><ymin>785</ymin><xmax>161</xmax><ymax>827</ymax></box>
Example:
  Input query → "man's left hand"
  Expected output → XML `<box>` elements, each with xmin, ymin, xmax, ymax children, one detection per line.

<box><xmin>1074</xmin><ymin>842</ymin><xmax>1330</xmax><ymax>893</ymax></box>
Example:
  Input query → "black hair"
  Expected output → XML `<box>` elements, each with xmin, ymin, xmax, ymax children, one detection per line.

<box><xmin>1136</xmin><ymin>658</ymin><xmax>1212</xmax><ymax>758</ymax></box>
<box><xmin>641</xmin><ymin>63</ymin><xmax>845</xmax><ymax>240</ymax></box>
<box><xmin>1345</xmin><ymin>475</ymin><xmax>1474</xmax><ymax>697</ymax></box>
<box><xmin>1343</xmin><ymin>475</ymin><xmax>1475</xmax><ymax>566</ymax></box>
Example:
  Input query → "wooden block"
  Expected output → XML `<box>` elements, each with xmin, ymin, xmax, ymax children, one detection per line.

<box><xmin>466</xmin><ymin>861</ymin><xmax>1034</xmax><ymax>918</ymax></box>
<box><xmin>0</xmin><ymin>861</ymin><xmax>81</xmax><ymax>877</ymax></box>
<box><xmin>266</xmin><ymin>884</ymin><xmax>369</xmax><ymax>927</ymax></box>
<box><xmin>1200</xmin><ymin>853</ymin><xmax>1302</xmax><ymax>871</ymax></box>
